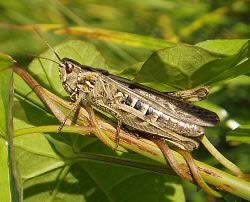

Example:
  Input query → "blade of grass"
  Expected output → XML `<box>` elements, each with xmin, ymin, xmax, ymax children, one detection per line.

<box><xmin>0</xmin><ymin>23</ymin><xmax>175</xmax><ymax>50</ymax></box>
<box><xmin>0</xmin><ymin>54</ymin><xmax>20</xmax><ymax>201</ymax></box>
<box><xmin>55</xmin><ymin>26</ymin><xmax>175</xmax><ymax>50</ymax></box>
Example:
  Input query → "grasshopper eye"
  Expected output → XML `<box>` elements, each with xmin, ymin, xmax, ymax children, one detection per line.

<box><xmin>66</xmin><ymin>63</ymin><xmax>73</xmax><ymax>73</ymax></box>
<box><xmin>59</xmin><ymin>63</ymin><xmax>66</xmax><ymax>68</ymax></box>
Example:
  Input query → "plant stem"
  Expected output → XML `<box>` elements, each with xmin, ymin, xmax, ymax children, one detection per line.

<box><xmin>14</xmin><ymin>125</ymin><xmax>93</xmax><ymax>137</ymax></box>
<box><xmin>202</xmin><ymin>136</ymin><xmax>243</xmax><ymax>176</ymax></box>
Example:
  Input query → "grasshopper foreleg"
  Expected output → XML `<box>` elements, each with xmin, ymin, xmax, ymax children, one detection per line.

<box><xmin>84</xmin><ymin>100</ymin><xmax>124</xmax><ymax>151</ymax></box>
<box><xmin>57</xmin><ymin>93</ymin><xmax>83</xmax><ymax>133</ymax></box>
<box><xmin>115</xmin><ymin>118</ymin><xmax>122</xmax><ymax>149</ymax></box>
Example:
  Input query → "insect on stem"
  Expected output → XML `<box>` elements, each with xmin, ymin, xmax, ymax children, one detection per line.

<box><xmin>31</xmin><ymin>30</ymin><xmax>247</xmax><ymax>197</ymax></box>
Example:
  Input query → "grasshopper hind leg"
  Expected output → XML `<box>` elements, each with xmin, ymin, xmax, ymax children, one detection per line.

<box><xmin>155</xmin><ymin>139</ymin><xmax>221</xmax><ymax>197</ymax></box>
<box><xmin>153</xmin><ymin>139</ymin><xmax>191</xmax><ymax>180</ymax></box>
<box><xmin>177</xmin><ymin>149</ymin><xmax>222</xmax><ymax>197</ymax></box>
<box><xmin>168</xmin><ymin>86</ymin><xmax>210</xmax><ymax>102</ymax></box>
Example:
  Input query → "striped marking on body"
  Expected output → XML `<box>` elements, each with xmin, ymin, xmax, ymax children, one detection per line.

<box><xmin>119</xmin><ymin>92</ymin><xmax>204</xmax><ymax>137</ymax></box>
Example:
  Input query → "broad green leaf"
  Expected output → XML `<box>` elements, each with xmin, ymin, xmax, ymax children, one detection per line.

<box><xmin>195</xmin><ymin>100</ymin><xmax>228</xmax><ymax>121</ymax></box>
<box><xmin>135</xmin><ymin>40</ymin><xmax>249</xmax><ymax>90</ymax></box>
<box><xmin>222</xmin><ymin>75</ymin><xmax>250</xmax><ymax>87</ymax></box>
<box><xmin>196</xmin><ymin>39</ymin><xmax>249</xmax><ymax>55</ymax></box>
<box><xmin>0</xmin><ymin>54</ymin><xmax>20</xmax><ymax>201</ymax></box>
<box><xmin>0</xmin><ymin>53</ymin><xmax>16</xmax><ymax>69</ymax></box>
<box><xmin>28</xmin><ymin>40</ymin><xmax>110</xmax><ymax>97</ymax></box>
<box><xmin>226</xmin><ymin>125</ymin><xmax>250</xmax><ymax>144</ymax></box>
<box><xmin>117</xmin><ymin>62</ymin><xmax>143</xmax><ymax>80</ymax></box>
<box><xmin>13</xmin><ymin>41</ymin><xmax>185</xmax><ymax>201</ymax></box>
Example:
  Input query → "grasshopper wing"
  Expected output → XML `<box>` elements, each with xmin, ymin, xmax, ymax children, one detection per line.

<box><xmin>90</xmin><ymin>68</ymin><xmax>219</xmax><ymax>127</ymax></box>
<box><xmin>118</xmin><ymin>112</ymin><xmax>200</xmax><ymax>151</ymax></box>
<box><xmin>129</xmin><ymin>87</ymin><xmax>219</xmax><ymax>127</ymax></box>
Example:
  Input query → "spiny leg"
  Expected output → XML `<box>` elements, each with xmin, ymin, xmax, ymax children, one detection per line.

<box><xmin>57</xmin><ymin>94</ymin><xmax>83</xmax><ymax>133</ymax></box>
<box><xmin>115</xmin><ymin>118</ymin><xmax>122</xmax><ymax>149</ymax></box>
<box><xmin>153</xmin><ymin>139</ymin><xmax>192</xmax><ymax>181</ymax></box>
<box><xmin>85</xmin><ymin>102</ymin><xmax>124</xmax><ymax>151</ymax></box>
<box><xmin>177</xmin><ymin>149</ymin><xmax>222</xmax><ymax>197</ymax></box>
<box><xmin>168</xmin><ymin>86</ymin><xmax>210</xmax><ymax>102</ymax></box>
<box><xmin>154</xmin><ymin>139</ymin><xmax>221</xmax><ymax>197</ymax></box>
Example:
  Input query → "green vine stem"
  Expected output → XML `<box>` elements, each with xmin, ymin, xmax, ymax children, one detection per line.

<box><xmin>14</xmin><ymin>125</ymin><xmax>92</xmax><ymax>136</ymax></box>
<box><xmin>201</xmin><ymin>136</ymin><xmax>244</xmax><ymax>177</ymax></box>
<box><xmin>13</xmin><ymin>66</ymin><xmax>250</xmax><ymax>200</ymax></box>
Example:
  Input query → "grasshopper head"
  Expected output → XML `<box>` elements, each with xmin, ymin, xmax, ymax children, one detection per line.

<box><xmin>34</xmin><ymin>31</ymin><xmax>98</xmax><ymax>99</ymax></box>
<box><xmin>58</xmin><ymin>58</ymin><xmax>80</xmax><ymax>95</ymax></box>
<box><xmin>59</xmin><ymin>58</ymin><xmax>98</xmax><ymax>99</ymax></box>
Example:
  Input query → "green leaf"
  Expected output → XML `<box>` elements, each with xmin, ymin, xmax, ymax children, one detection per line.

<box><xmin>13</xmin><ymin>41</ymin><xmax>185</xmax><ymax>201</ymax></box>
<box><xmin>226</xmin><ymin>125</ymin><xmax>250</xmax><ymax>144</ymax></box>
<box><xmin>196</xmin><ymin>39</ymin><xmax>249</xmax><ymax>55</ymax></box>
<box><xmin>0</xmin><ymin>54</ymin><xmax>20</xmax><ymax>201</ymax></box>
<box><xmin>195</xmin><ymin>100</ymin><xmax>228</xmax><ymax>121</ymax></box>
<box><xmin>135</xmin><ymin>40</ymin><xmax>249</xmax><ymax>90</ymax></box>
<box><xmin>28</xmin><ymin>40</ymin><xmax>110</xmax><ymax>97</ymax></box>
<box><xmin>117</xmin><ymin>62</ymin><xmax>143</xmax><ymax>80</ymax></box>
<box><xmin>0</xmin><ymin>53</ymin><xmax>16</xmax><ymax>70</ymax></box>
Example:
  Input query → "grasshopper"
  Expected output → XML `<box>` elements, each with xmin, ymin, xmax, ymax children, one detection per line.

<box><xmin>35</xmin><ymin>33</ymin><xmax>221</xmax><ymax>196</ymax></box>
<box><xmin>34</xmin><ymin>32</ymin><xmax>219</xmax><ymax>152</ymax></box>
<box><xmin>56</xmin><ymin>57</ymin><xmax>219</xmax><ymax>151</ymax></box>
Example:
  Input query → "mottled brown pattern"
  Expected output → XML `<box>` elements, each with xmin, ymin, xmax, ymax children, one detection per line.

<box><xmin>58</xmin><ymin>58</ymin><xmax>219</xmax><ymax>151</ymax></box>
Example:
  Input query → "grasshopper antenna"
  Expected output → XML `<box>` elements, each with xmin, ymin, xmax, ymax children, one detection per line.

<box><xmin>27</xmin><ymin>54</ymin><xmax>61</xmax><ymax>65</ymax></box>
<box><xmin>33</xmin><ymin>28</ymin><xmax>62</xmax><ymax>62</ymax></box>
